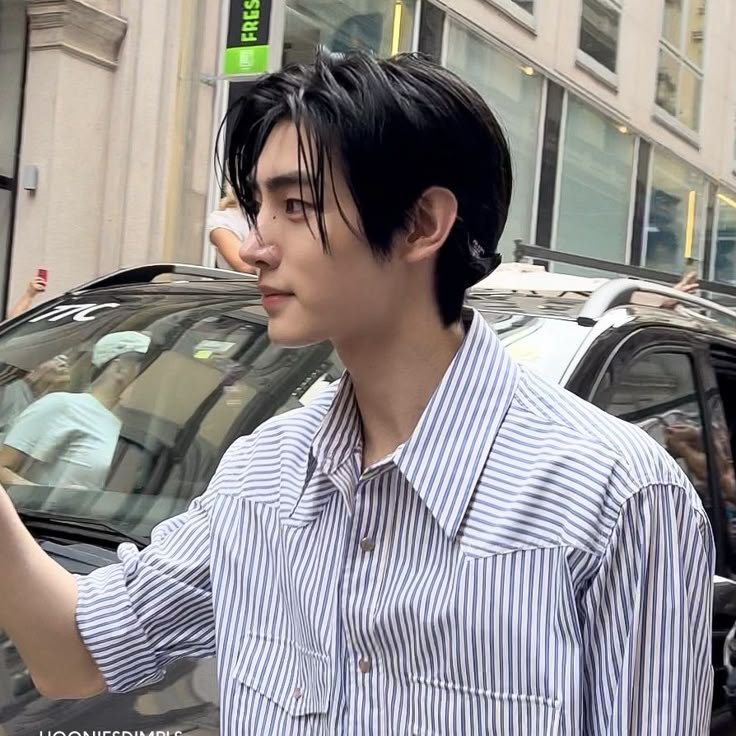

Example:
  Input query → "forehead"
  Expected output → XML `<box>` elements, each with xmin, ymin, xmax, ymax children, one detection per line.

<box><xmin>256</xmin><ymin>120</ymin><xmax>300</xmax><ymax>178</ymax></box>
<box><xmin>253</xmin><ymin>120</ymin><xmax>345</xmax><ymax>189</ymax></box>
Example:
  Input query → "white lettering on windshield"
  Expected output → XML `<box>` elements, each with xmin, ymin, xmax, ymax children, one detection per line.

<box><xmin>28</xmin><ymin>302</ymin><xmax>121</xmax><ymax>323</ymax></box>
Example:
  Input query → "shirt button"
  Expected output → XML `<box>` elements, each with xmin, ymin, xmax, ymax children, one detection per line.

<box><xmin>292</xmin><ymin>687</ymin><xmax>303</xmax><ymax>700</ymax></box>
<box><xmin>360</xmin><ymin>537</ymin><xmax>375</xmax><ymax>552</ymax></box>
<box><xmin>358</xmin><ymin>656</ymin><xmax>372</xmax><ymax>674</ymax></box>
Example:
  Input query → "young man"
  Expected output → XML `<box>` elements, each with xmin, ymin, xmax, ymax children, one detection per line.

<box><xmin>0</xmin><ymin>51</ymin><xmax>714</xmax><ymax>735</ymax></box>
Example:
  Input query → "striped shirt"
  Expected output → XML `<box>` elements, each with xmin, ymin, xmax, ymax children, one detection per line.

<box><xmin>75</xmin><ymin>308</ymin><xmax>715</xmax><ymax>735</ymax></box>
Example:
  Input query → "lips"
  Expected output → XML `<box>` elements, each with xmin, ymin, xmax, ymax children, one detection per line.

<box><xmin>259</xmin><ymin>287</ymin><xmax>292</xmax><ymax>298</ymax></box>
<box><xmin>259</xmin><ymin>286</ymin><xmax>293</xmax><ymax>313</ymax></box>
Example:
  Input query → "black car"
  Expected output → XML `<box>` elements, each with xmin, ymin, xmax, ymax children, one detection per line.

<box><xmin>0</xmin><ymin>257</ymin><xmax>735</xmax><ymax>734</ymax></box>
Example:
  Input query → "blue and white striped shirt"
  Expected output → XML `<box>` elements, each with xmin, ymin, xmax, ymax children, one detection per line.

<box><xmin>76</xmin><ymin>308</ymin><xmax>715</xmax><ymax>735</ymax></box>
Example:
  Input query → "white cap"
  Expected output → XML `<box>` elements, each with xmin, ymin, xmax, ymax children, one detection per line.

<box><xmin>92</xmin><ymin>331</ymin><xmax>151</xmax><ymax>368</ymax></box>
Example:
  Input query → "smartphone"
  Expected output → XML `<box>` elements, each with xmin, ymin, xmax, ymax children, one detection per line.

<box><xmin>37</xmin><ymin>268</ymin><xmax>48</xmax><ymax>281</ymax></box>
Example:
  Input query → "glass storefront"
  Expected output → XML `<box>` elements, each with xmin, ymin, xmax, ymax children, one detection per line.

<box><xmin>645</xmin><ymin>148</ymin><xmax>707</xmax><ymax>274</ymax></box>
<box><xmin>715</xmin><ymin>191</ymin><xmax>736</xmax><ymax>284</ymax></box>
<box><xmin>282</xmin><ymin>0</ymin><xmax>417</xmax><ymax>66</ymax></box>
<box><xmin>555</xmin><ymin>96</ymin><xmax>635</xmax><ymax>263</ymax></box>
<box><xmin>244</xmin><ymin>2</ymin><xmax>727</xmax><ymax>286</ymax></box>
<box><xmin>444</xmin><ymin>20</ymin><xmax>543</xmax><ymax>262</ymax></box>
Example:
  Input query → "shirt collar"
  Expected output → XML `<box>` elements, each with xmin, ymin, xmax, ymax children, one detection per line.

<box><xmin>310</xmin><ymin>308</ymin><xmax>520</xmax><ymax>538</ymax></box>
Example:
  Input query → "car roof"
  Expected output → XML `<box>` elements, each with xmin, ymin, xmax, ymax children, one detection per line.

<box><xmin>469</xmin><ymin>263</ymin><xmax>736</xmax><ymax>344</ymax></box>
<box><xmin>50</xmin><ymin>261</ymin><xmax>736</xmax><ymax>348</ymax></box>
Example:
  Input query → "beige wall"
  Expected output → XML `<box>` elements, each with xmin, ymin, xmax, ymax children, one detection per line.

<box><xmin>8</xmin><ymin>0</ymin><xmax>221</xmax><ymax>312</ymax></box>
<box><xmin>444</xmin><ymin>0</ymin><xmax>736</xmax><ymax>186</ymax></box>
<box><xmin>9</xmin><ymin>0</ymin><xmax>126</xmax><ymax>310</ymax></box>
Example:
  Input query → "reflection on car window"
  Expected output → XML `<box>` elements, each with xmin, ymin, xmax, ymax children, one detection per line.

<box><xmin>0</xmin><ymin>332</ymin><xmax>150</xmax><ymax>491</ymax></box>
<box><xmin>0</xmin><ymin>292</ymin><xmax>341</xmax><ymax>539</ymax></box>
<box><xmin>593</xmin><ymin>351</ymin><xmax>712</xmax><ymax>513</ymax></box>
<box><xmin>700</xmin><ymin>392</ymin><xmax>736</xmax><ymax>574</ymax></box>
<box><xmin>484</xmin><ymin>312</ymin><xmax>589</xmax><ymax>381</ymax></box>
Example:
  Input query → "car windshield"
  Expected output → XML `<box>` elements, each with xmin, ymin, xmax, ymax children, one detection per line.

<box><xmin>0</xmin><ymin>289</ymin><xmax>341</xmax><ymax>540</ymax></box>
<box><xmin>0</xmin><ymin>289</ymin><xmax>582</xmax><ymax>541</ymax></box>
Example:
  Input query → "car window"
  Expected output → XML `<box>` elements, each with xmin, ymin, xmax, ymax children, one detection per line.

<box><xmin>0</xmin><ymin>291</ymin><xmax>341</xmax><ymax>539</ymax></box>
<box><xmin>709</xmin><ymin>350</ymin><xmax>736</xmax><ymax>571</ymax></box>
<box><xmin>592</xmin><ymin>351</ymin><xmax>712</xmax><ymax>516</ymax></box>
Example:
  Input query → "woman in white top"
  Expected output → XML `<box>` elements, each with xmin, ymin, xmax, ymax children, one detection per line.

<box><xmin>205</xmin><ymin>186</ymin><xmax>258</xmax><ymax>274</ymax></box>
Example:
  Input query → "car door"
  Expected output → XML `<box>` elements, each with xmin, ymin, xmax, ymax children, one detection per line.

<box><xmin>577</xmin><ymin>325</ymin><xmax>736</xmax><ymax>724</ymax></box>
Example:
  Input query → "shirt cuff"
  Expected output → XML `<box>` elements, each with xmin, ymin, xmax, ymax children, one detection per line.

<box><xmin>74</xmin><ymin>557</ymin><xmax>165</xmax><ymax>693</ymax></box>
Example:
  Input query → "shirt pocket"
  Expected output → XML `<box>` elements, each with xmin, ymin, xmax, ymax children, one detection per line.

<box><xmin>410</xmin><ymin>676</ymin><xmax>561</xmax><ymax>736</ymax></box>
<box><xmin>232</xmin><ymin>632</ymin><xmax>332</xmax><ymax>717</ymax></box>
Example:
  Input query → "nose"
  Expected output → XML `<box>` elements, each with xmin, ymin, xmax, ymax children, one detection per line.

<box><xmin>239</xmin><ymin>224</ymin><xmax>279</xmax><ymax>271</ymax></box>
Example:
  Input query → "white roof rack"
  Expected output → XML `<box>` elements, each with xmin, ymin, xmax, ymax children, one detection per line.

<box><xmin>472</xmin><ymin>262</ymin><xmax>608</xmax><ymax>294</ymax></box>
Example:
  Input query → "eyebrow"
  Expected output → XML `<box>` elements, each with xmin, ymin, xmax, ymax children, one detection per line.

<box><xmin>253</xmin><ymin>171</ymin><xmax>309</xmax><ymax>194</ymax></box>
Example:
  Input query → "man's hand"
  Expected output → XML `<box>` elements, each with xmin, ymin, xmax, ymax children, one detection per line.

<box><xmin>0</xmin><ymin>484</ymin><xmax>105</xmax><ymax>698</ymax></box>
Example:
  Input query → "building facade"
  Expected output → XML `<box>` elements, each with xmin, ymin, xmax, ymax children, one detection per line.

<box><xmin>1</xmin><ymin>0</ymin><xmax>735</xmax><ymax>315</ymax></box>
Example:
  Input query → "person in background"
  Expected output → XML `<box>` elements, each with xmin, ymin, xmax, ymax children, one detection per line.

<box><xmin>0</xmin><ymin>331</ymin><xmax>150</xmax><ymax>490</ymax></box>
<box><xmin>0</xmin><ymin>356</ymin><xmax>70</xmax><ymax>445</ymax></box>
<box><xmin>205</xmin><ymin>185</ymin><xmax>258</xmax><ymax>274</ymax></box>
<box><xmin>7</xmin><ymin>273</ymin><xmax>47</xmax><ymax>320</ymax></box>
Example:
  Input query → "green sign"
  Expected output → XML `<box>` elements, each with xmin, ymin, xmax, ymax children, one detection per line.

<box><xmin>224</xmin><ymin>0</ymin><xmax>271</xmax><ymax>76</ymax></box>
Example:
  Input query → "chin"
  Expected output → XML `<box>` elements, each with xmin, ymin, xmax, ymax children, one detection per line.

<box><xmin>267</xmin><ymin>320</ymin><xmax>328</xmax><ymax>349</ymax></box>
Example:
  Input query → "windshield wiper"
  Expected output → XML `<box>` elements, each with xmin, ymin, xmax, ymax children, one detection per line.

<box><xmin>17</xmin><ymin>509</ymin><xmax>147</xmax><ymax>547</ymax></box>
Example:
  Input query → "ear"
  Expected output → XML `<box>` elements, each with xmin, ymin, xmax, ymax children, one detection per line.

<box><xmin>400</xmin><ymin>187</ymin><xmax>458</xmax><ymax>266</ymax></box>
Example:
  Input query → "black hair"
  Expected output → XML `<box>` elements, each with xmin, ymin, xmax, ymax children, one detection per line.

<box><xmin>223</xmin><ymin>49</ymin><xmax>512</xmax><ymax>325</ymax></box>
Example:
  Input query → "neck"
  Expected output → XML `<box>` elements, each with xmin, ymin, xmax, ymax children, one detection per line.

<box><xmin>89</xmin><ymin>383</ymin><xmax>120</xmax><ymax>410</ymax></box>
<box><xmin>336</xmin><ymin>305</ymin><xmax>466</xmax><ymax>470</ymax></box>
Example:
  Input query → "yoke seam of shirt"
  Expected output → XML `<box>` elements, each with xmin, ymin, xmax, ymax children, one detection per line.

<box><xmin>460</xmin><ymin>541</ymin><xmax>601</xmax><ymax>561</ymax></box>
<box><xmin>589</xmin><ymin>481</ymin><xmax>706</xmax><ymax>581</ymax></box>
<box><xmin>513</xmin><ymin>382</ymin><xmax>678</xmax><ymax>492</ymax></box>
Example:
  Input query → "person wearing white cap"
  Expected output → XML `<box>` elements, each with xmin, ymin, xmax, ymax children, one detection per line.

<box><xmin>0</xmin><ymin>331</ymin><xmax>150</xmax><ymax>490</ymax></box>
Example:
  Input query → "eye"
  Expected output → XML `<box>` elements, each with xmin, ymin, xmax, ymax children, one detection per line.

<box><xmin>285</xmin><ymin>199</ymin><xmax>311</xmax><ymax>215</ymax></box>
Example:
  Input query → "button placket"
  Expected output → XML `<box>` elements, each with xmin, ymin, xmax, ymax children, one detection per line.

<box><xmin>343</xmin><ymin>474</ymin><xmax>381</xmax><ymax>726</ymax></box>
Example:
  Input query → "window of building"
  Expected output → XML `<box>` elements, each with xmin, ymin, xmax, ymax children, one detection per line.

<box><xmin>282</xmin><ymin>0</ymin><xmax>417</xmax><ymax>66</ymax></box>
<box><xmin>593</xmin><ymin>350</ymin><xmax>711</xmax><ymax>514</ymax></box>
<box><xmin>417</xmin><ymin>1</ymin><xmax>444</xmax><ymax>62</ymax></box>
<box><xmin>714</xmin><ymin>190</ymin><xmax>736</xmax><ymax>284</ymax></box>
<box><xmin>554</xmin><ymin>96</ymin><xmax>635</xmax><ymax>264</ymax></box>
<box><xmin>655</xmin><ymin>0</ymin><xmax>707</xmax><ymax>131</ymax></box>
<box><xmin>509</xmin><ymin>0</ymin><xmax>534</xmax><ymax>14</ymax></box>
<box><xmin>578</xmin><ymin>0</ymin><xmax>622</xmax><ymax>74</ymax></box>
<box><xmin>644</xmin><ymin>148</ymin><xmax>707</xmax><ymax>274</ymax></box>
<box><xmin>444</xmin><ymin>20</ymin><xmax>543</xmax><ymax>262</ymax></box>
<box><xmin>486</xmin><ymin>0</ymin><xmax>535</xmax><ymax>28</ymax></box>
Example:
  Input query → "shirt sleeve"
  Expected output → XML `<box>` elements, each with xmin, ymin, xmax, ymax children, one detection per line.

<box><xmin>74</xmin><ymin>483</ymin><xmax>217</xmax><ymax>693</ymax></box>
<box><xmin>581</xmin><ymin>482</ymin><xmax>715</xmax><ymax>735</ymax></box>
<box><xmin>4</xmin><ymin>393</ymin><xmax>69</xmax><ymax>462</ymax></box>
<box><xmin>205</xmin><ymin>207</ymin><xmax>248</xmax><ymax>241</ymax></box>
